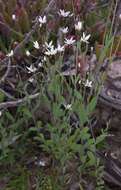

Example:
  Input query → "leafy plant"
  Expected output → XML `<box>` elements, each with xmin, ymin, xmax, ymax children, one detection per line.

<box><xmin>5</xmin><ymin>167</ymin><xmax>30</xmax><ymax>190</ymax></box>
<box><xmin>0</xmin><ymin>0</ymin><xmax>114</xmax><ymax>189</ymax></box>
<box><xmin>28</xmin><ymin>63</ymin><xmax>106</xmax><ymax>188</ymax></box>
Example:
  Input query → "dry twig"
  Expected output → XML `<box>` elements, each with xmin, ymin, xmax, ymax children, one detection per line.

<box><xmin>0</xmin><ymin>92</ymin><xmax>39</xmax><ymax>110</ymax></box>
<box><xmin>0</xmin><ymin>58</ymin><xmax>11</xmax><ymax>84</ymax></box>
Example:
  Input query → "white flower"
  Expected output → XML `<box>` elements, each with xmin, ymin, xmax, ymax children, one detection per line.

<box><xmin>26</xmin><ymin>50</ymin><xmax>30</xmax><ymax>56</ymax></box>
<box><xmin>57</xmin><ymin>44</ymin><xmax>65</xmax><ymax>52</ymax></box>
<box><xmin>45</xmin><ymin>47</ymin><xmax>57</xmax><ymax>56</ymax></box>
<box><xmin>81</xmin><ymin>32</ymin><xmax>91</xmax><ymax>44</ymax></box>
<box><xmin>91</xmin><ymin>46</ymin><xmax>94</xmax><ymax>52</ymax></box>
<box><xmin>64</xmin><ymin>104</ymin><xmax>72</xmax><ymax>110</ymax></box>
<box><xmin>85</xmin><ymin>79</ymin><xmax>92</xmax><ymax>88</ymax></box>
<box><xmin>78</xmin><ymin>62</ymin><xmax>81</xmax><ymax>68</ymax></box>
<box><xmin>61</xmin><ymin>27</ymin><xmax>69</xmax><ymax>34</ymax></box>
<box><xmin>28</xmin><ymin>78</ymin><xmax>34</xmax><ymax>83</ymax></box>
<box><xmin>7</xmin><ymin>50</ymin><xmax>14</xmax><ymax>57</ymax></box>
<box><xmin>12</xmin><ymin>14</ymin><xmax>16</xmax><ymax>20</ymax></box>
<box><xmin>44</xmin><ymin>41</ymin><xmax>57</xmax><ymax>56</ymax></box>
<box><xmin>38</xmin><ymin>160</ymin><xmax>46</xmax><ymax>167</ymax></box>
<box><xmin>78</xmin><ymin>80</ymin><xmax>81</xmax><ymax>84</ymax></box>
<box><xmin>58</xmin><ymin>9</ymin><xmax>72</xmax><ymax>17</ymax></box>
<box><xmin>38</xmin><ymin>15</ymin><xmax>47</xmax><ymax>27</ymax></box>
<box><xmin>38</xmin><ymin>15</ymin><xmax>47</xmax><ymax>24</ymax></box>
<box><xmin>119</xmin><ymin>14</ymin><xmax>121</xmax><ymax>20</ymax></box>
<box><xmin>38</xmin><ymin>62</ymin><xmax>43</xmax><ymax>67</ymax></box>
<box><xmin>43</xmin><ymin>56</ymin><xmax>46</xmax><ymax>61</ymax></box>
<box><xmin>26</xmin><ymin>65</ymin><xmax>37</xmax><ymax>73</ymax></box>
<box><xmin>45</xmin><ymin>41</ymin><xmax>54</xmax><ymax>49</ymax></box>
<box><xmin>75</xmin><ymin>21</ymin><xmax>83</xmax><ymax>31</ymax></box>
<box><xmin>64</xmin><ymin>37</ymin><xmax>75</xmax><ymax>45</ymax></box>
<box><xmin>33</xmin><ymin>41</ymin><xmax>40</xmax><ymax>49</ymax></box>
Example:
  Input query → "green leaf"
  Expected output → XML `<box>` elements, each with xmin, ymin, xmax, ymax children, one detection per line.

<box><xmin>87</xmin><ymin>96</ymin><xmax>97</xmax><ymax>114</ymax></box>
<box><xmin>5</xmin><ymin>111</ymin><xmax>15</xmax><ymax>122</ymax></box>
<box><xmin>78</xmin><ymin>104</ymin><xmax>88</xmax><ymax>126</ymax></box>
<box><xmin>0</xmin><ymin>92</ymin><xmax>5</xmax><ymax>102</ymax></box>
<box><xmin>99</xmin><ymin>35</ymin><xmax>114</xmax><ymax>62</ymax></box>
<box><xmin>9</xmin><ymin>134</ymin><xmax>21</xmax><ymax>145</ymax></box>
<box><xmin>52</xmin><ymin>103</ymin><xmax>64</xmax><ymax>118</ymax></box>
<box><xmin>80</xmin><ymin>127</ymin><xmax>90</xmax><ymax>141</ymax></box>
<box><xmin>68</xmin><ymin>128</ymin><xmax>81</xmax><ymax>144</ymax></box>
<box><xmin>74</xmin><ymin>90</ymin><xmax>83</xmax><ymax>100</ymax></box>
<box><xmin>87</xmin><ymin>151</ymin><xmax>96</xmax><ymax>166</ymax></box>
<box><xmin>21</xmin><ymin>107</ymin><xmax>32</xmax><ymax>118</ymax></box>
<box><xmin>95</xmin><ymin>134</ymin><xmax>107</xmax><ymax>146</ymax></box>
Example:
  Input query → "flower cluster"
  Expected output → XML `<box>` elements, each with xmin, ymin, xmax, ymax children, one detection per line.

<box><xmin>6</xmin><ymin>8</ymin><xmax>91</xmax><ymax>70</ymax></box>
<box><xmin>44</xmin><ymin>41</ymin><xmax>65</xmax><ymax>56</ymax></box>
